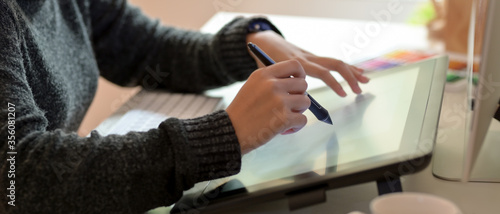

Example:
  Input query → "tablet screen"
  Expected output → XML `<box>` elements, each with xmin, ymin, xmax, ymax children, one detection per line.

<box><xmin>234</xmin><ymin>66</ymin><xmax>422</xmax><ymax>187</ymax></box>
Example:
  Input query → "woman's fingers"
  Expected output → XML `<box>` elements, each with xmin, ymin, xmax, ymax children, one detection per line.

<box><xmin>275</xmin><ymin>78</ymin><xmax>308</xmax><ymax>95</ymax></box>
<box><xmin>267</xmin><ymin>59</ymin><xmax>306</xmax><ymax>79</ymax></box>
<box><xmin>285</xmin><ymin>94</ymin><xmax>310</xmax><ymax>113</ymax></box>
<box><xmin>281</xmin><ymin>114</ymin><xmax>308</xmax><ymax>135</ymax></box>
<box><xmin>300</xmin><ymin>60</ymin><xmax>347</xmax><ymax>97</ymax></box>
<box><xmin>352</xmin><ymin>66</ymin><xmax>370</xmax><ymax>83</ymax></box>
<box><xmin>226</xmin><ymin>59</ymin><xmax>311</xmax><ymax>154</ymax></box>
<box><xmin>310</xmin><ymin>57</ymin><xmax>364</xmax><ymax>94</ymax></box>
<box><xmin>246</xmin><ymin>31</ymin><xmax>369</xmax><ymax>97</ymax></box>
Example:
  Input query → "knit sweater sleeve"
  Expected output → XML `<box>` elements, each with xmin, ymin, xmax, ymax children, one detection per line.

<box><xmin>0</xmin><ymin>2</ymin><xmax>241</xmax><ymax>214</ymax></box>
<box><xmin>90</xmin><ymin>0</ymin><xmax>281</xmax><ymax>93</ymax></box>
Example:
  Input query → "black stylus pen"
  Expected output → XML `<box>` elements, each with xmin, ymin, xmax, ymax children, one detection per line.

<box><xmin>247</xmin><ymin>42</ymin><xmax>333</xmax><ymax>125</ymax></box>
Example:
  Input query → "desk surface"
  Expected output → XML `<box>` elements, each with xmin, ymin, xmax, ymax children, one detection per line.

<box><xmin>141</xmin><ymin>12</ymin><xmax>500</xmax><ymax>214</ymax></box>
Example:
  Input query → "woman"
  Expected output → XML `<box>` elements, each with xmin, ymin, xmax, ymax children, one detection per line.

<box><xmin>0</xmin><ymin>0</ymin><xmax>368</xmax><ymax>213</ymax></box>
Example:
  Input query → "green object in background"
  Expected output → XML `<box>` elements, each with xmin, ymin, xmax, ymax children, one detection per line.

<box><xmin>446</xmin><ymin>73</ymin><xmax>463</xmax><ymax>82</ymax></box>
<box><xmin>407</xmin><ymin>1</ymin><xmax>436</xmax><ymax>26</ymax></box>
<box><xmin>445</xmin><ymin>73</ymin><xmax>480</xmax><ymax>85</ymax></box>
<box><xmin>472</xmin><ymin>75</ymin><xmax>479</xmax><ymax>86</ymax></box>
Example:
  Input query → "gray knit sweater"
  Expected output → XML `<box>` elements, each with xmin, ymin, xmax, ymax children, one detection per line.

<box><xmin>0</xmin><ymin>0</ymin><xmax>279</xmax><ymax>213</ymax></box>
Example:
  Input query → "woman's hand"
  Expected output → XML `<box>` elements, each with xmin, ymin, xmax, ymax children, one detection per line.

<box><xmin>226</xmin><ymin>60</ymin><xmax>311</xmax><ymax>154</ymax></box>
<box><xmin>247</xmin><ymin>31</ymin><xmax>370</xmax><ymax>97</ymax></box>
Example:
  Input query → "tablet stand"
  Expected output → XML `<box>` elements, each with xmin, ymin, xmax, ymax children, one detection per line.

<box><xmin>376</xmin><ymin>178</ymin><xmax>403</xmax><ymax>195</ymax></box>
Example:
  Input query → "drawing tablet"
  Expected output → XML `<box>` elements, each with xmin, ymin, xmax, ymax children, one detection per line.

<box><xmin>172</xmin><ymin>55</ymin><xmax>448</xmax><ymax>213</ymax></box>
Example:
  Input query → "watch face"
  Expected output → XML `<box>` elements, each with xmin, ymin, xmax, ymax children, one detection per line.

<box><xmin>248</xmin><ymin>20</ymin><xmax>271</xmax><ymax>33</ymax></box>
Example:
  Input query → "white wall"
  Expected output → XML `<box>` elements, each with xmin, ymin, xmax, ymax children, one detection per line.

<box><xmin>78</xmin><ymin>0</ymin><xmax>425</xmax><ymax>136</ymax></box>
<box><xmin>128</xmin><ymin>0</ymin><xmax>424</xmax><ymax>29</ymax></box>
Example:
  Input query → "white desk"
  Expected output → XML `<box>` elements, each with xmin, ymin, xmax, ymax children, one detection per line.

<box><xmin>141</xmin><ymin>12</ymin><xmax>500</xmax><ymax>214</ymax></box>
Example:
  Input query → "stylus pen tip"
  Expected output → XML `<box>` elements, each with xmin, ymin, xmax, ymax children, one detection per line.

<box><xmin>323</xmin><ymin>116</ymin><xmax>333</xmax><ymax>125</ymax></box>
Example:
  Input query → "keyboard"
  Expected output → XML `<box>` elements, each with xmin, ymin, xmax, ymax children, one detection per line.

<box><xmin>95</xmin><ymin>90</ymin><xmax>224</xmax><ymax>135</ymax></box>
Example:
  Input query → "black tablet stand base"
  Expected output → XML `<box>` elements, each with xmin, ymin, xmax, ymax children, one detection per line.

<box><xmin>376</xmin><ymin>177</ymin><xmax>403</xmax><ymax>195</ymax></box>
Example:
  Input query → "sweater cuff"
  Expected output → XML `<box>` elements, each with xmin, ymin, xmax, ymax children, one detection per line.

<box><xmin>159</xmin><ymin>110</ymin><xmax>242</xmax><ymax>185</ymax></box>
<box><xmin>213</xmin><ymin>17</ymin><xmax>283</xmax><ymax>81</ymax></box>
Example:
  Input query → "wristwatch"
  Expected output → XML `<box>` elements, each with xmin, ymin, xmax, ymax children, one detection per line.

<box><xmin>247</xmin><ymin>20</ymin><xmax>273</xmax><ymax>33</ymax></box>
